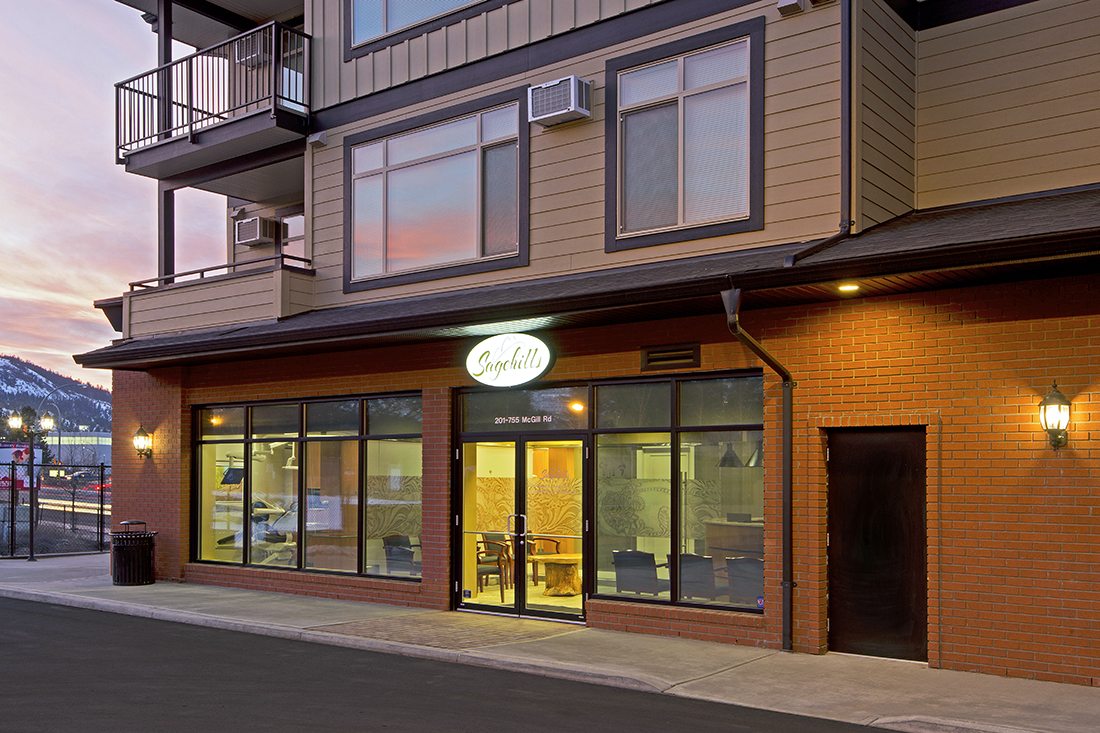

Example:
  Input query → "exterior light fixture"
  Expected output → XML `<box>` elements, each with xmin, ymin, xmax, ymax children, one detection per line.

<box><xmin>838</xmin><ymin>283</ymin><xmax>860</xmax><ymax>292</ymax></box>
<box><xmin>569</xmin><ymin>402</ymin><xmax>585</xmax><ymax>413</ymax></box>
<box><xmin>133</xmin><ymin>425</ymin><xmax>153</xmax><ymax>458</ymax></box>
<box><xmin>1038</xmin><ymin>382</ymin><xmax>1070</xmax><ymax>450</ymax></box>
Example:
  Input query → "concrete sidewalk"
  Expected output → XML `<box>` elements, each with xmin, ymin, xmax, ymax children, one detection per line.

<box><xmin>1</xmin><ymin>554</ymin><xmax>1096</xmax><ymax>733</ymax></box>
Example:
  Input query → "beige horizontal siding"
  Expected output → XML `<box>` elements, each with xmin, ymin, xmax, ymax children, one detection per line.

<box><xmin>856</xmin><ymin>0</ymin><xmax>915</xmax><ymax>230</ymax></box>
<box><xmin>917</xmin><ymin>0</ymin><xmax>1100</xmax><ymax>208</ymax></box>
<box><xmin>128</xmin><ymin>272</ymin><xmax>277</xmax><ymax>337</ymax></box>
<box><xmin>304</xmin><ymin>1</ymin><xmax>844</xmax><ymax>312</ymax></box>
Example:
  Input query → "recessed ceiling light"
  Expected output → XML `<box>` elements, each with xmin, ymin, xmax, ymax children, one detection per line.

<box><xmin>838</xmin><ymin>283</ymin><xmax>860</xmax><ymax>292</ymax></box>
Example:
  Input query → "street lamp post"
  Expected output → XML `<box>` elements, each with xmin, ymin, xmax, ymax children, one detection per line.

<box><xmin>7</xmin><ymin>411</ymin><xmax>51</xmax><ymax>561</ymax></box>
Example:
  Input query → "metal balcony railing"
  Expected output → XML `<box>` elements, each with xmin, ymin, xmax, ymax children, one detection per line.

<box><xmin>128</xmin><ymin>253</ymin><xmax>313</xmax><ymax>291</ymax></box>
<box><xmin>115</xmin><ymin>22</ymin><xmax>310</xmax><ymax>160</ymax></box>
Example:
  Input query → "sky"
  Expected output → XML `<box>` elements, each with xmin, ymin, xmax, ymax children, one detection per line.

<box><xmin>0</xmin><ymin>0</ymin><xmax>228</xmax><ymax>390</ymax></box>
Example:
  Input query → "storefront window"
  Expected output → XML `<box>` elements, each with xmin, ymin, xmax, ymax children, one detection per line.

<box><xmin>596</xmin><ymin>382</ymin><xmax>670</xmax><ymax>429</ymax></box>
<box><xmin>364</xmin><ymin>438</ymin><xmax>423</xmax><ymax>577</ymax></box>
<box><xmin>303</xmin><ymin>440</ymin><xmax>359</xmax><ymax>572</ymax></box>
<box><xmin>461</xmin><ymin>386</ymin><xmax>588</xmax><ymax>432</ymax></box>
<box><xmin>197</xmin><ymin>442</ymin><xmax>246</xmax><ymax>563</ymax></box>
<box><xmin>680</xmin><ymin>376</ymin><xmax>763</xmax><ymax>426</ymax></box>
<box><xmin>592</xmin><ymin>373</ymin><xmax>763</xmax><ymax>610</ymax></box>
<box><xmin>679</xmin><ymin>430</ymin><xmax>763</xmax><ymax>608</ymax></box>
<box><xmin>194</xmin><ymin>395</ymin><xmax>421</xmax><ymax>578</ymax></box>
<box><xmin>306</xmin><ymin>400</ymin><xmax>360</xmax><ymax>436</ymax></box>
<box><xmin>595</xmin><ymin>433</ymin><xmax>672</xmax><ymax>600</ymax></box>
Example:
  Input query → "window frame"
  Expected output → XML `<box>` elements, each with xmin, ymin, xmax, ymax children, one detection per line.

<box><xmin>192</xmin><ymin>392</ymin><xmax>424</xmax><ymax>580</ymax></box>
<box><xmin>604</xmin><ymin>18</ymin><xmax>765</xmax><ymax>253</ymax></box>
<box><xmin>344</xmin><ymin>0</ymin><xmax>508</xmax><ymax>61</ymax></box>
<box><xmin>343</xmin><ymin>87</ymin><xmax>530</xmax><ymax>293</ymax></box>
<box><xmin>457</xmin><ymin>369</ymin><xmax>766</xmax><ymax>612</ymax></box>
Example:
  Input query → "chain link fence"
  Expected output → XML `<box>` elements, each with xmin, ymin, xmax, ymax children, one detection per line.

<box><xmin>2</xmin><ymin>463</ymin><xmax>111</xmax><ymax>558</ymax></box>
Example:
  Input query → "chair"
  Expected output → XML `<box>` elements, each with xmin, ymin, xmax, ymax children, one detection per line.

<box><xmin>476</xmin><ymin>538</ymin><xmax>513</xmax><ymax>601</ymax></box>
<box><xmin>480</xmin><ymin>533</ymin><xmax>514</xmax><ymax>576</ymax></box>
<box><xmin>528</xmin><ymin>535</ymin><xmax>561</xmax><ymax>584</ymax></box>
<box><xmin>726</xmin><ymin>556</ymin><xmax>764</xmax><ymax>607</ymax></box>
<box><xmin>678</xmin><ymin>553</ymin><xmax>726</xmax><ymax>601</ymax></box>
<box><xmin>382</xmin><ymin>535</ymin><xmax>421</xmax><ymax>575</ymax></box>
<box><xmin>612</xmin><ymin>550</ymin><xmax>670</xmax><ymax>595</ymax></box>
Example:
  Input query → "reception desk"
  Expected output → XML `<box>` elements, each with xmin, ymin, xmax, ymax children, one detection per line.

<box><xmin>703</xmin><ymin>519</ymin><xmax>764</xmax><ymax>564</ymax></box>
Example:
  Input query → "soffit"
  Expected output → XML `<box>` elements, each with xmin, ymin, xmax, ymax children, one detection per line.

<box><xmin>115</xmin><ymin>1</ymin><xmax>302</xmax><ymax>49</ymax></box>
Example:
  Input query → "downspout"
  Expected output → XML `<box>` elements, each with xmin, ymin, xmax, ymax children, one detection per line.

<box><xmin>784</xmin><ymin>0</ymin><xmax>853</xmax><ymax>269</ymax></box>
<box><xmin>720</xmin><ymin>288</ymin><xmax>794</xmax><ymax>651</ymax></box>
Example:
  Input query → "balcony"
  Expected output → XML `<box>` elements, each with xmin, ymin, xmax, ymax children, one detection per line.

<box><xmin>100</xmin><ymin>255</ymin><xmax>316</xmax><ymax>339</ymax></box>
<box><xmin>115</xmin><ymin>22</ymin><xmax>310</xmax><ymax>201</ymax></box>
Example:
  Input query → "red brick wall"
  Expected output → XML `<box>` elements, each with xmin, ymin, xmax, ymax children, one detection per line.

<box><xmin>111</xmin><ymin>368</ymin><xmax>189</xmax><ymax>580</ymax></box>
<box><xmin>110</xmin><ymin>271</ymin><xmax>1100</xmax><ymax>684</ymax></box>
<box><xmin>749</xmin><ymin>274</ymin><xmax>1100</xmax><ymax>685</ymax></box>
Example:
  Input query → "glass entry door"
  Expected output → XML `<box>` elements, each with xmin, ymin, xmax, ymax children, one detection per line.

<box><xmin>458</xmin><ymin>438</ymin><xmax>585</xmax><ymax>619</ymax></box>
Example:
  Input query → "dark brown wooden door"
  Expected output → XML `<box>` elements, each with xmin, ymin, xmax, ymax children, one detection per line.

<box><xmin>827</xmin><ymin>428</ymin><xmax>927</xmax><ymax>661</ymax></box>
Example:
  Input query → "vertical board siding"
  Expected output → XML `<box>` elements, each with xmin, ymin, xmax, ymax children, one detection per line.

<box><xmin>316</xmin><ymin>0</ymin><xmax>668</xmax><ymax>109</ymax></box>
<box><xmin>857</xmin><ymin>0</ymin><xmax>915</xmax><ymax>230</ymax></box>
<box><xmin>916</xmin><ymin>0</ymin><xmax>1100</xmax><ymax>208</ymax></box>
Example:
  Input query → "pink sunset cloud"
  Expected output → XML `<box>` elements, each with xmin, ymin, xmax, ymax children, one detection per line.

<box><xmin>0</xmin><ymin>0</ymin><xmax>228</xmax><ymax>389</ymax></box>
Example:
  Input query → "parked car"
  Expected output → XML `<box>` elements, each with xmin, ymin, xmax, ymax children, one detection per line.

<box><xmin>59</xmin><ymin>470</ymin><xmax>111</xmax><ymax>492</ymax></box>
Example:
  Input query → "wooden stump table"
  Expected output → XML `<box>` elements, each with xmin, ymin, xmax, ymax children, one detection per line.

<box><xmin>536</xmin><ymin>553</ymin><xmax>583</xmax><ymax>596</ymax></box>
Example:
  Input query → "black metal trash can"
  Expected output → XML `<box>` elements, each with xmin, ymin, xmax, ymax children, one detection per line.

<box><xmin>110</xmin><ymin>520</ymin><xmax>157</xmax><ymax>586</ymax></box>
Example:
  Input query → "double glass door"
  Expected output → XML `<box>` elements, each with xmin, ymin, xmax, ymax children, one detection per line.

<box><xmin>458</xmin><ymin>438</ymin><xmax>585</xmax><ymax>619</ymax></box>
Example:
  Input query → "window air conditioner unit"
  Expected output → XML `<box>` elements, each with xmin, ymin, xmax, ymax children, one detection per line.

<box><xmin>528</xmin><ymin>76</ymin><xmax>592</xmax><ymax>127</ymax></box>
<box><xmin>234</xmin><ymin>35</ymin><xmax>269</xmax><ymax>68</ymax></box>
<box><xmin>235</xmin><ymin>217</ymin><xmax>281</xmax><ymax>246</ymax></box>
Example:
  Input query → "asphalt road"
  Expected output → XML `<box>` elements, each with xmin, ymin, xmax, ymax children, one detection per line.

<box><xmin>0</xmin><ymin>597</ymin><xmax>875</xmax><ymax>733</ymax></box>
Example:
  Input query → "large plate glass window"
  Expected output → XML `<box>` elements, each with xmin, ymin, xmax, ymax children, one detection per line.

<box><xmin>194</xmin><ymin>394</ymin><xmax>421</xmax><ymax>579</ymax></box>
<box><xmin>351</xmin><ymin>103</ymin><xmax>519</xmax><ymax>280</ymax></box>
<box><xmin>617</xmin><ymin>38</ymin><xmax>749</xmax><ymax>236</ymax></box>
<box><xmin>594</xmin><ymin>374</ymin><xmax>765</xmax><ymax>611</ymax></box>
<box><xmin>196</xmin><ymin>407</ymin><xmax>246</xmax><ymax>563</ymax></box>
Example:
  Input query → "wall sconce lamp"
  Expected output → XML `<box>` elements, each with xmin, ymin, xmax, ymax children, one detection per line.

<box><xmin>1038</xmin><ymin>382</ymin><xmax>1071</xmax><ymax>450</ymax></box>
<box><xmin>133</xmin><ymin>425</ymin><xmax>153</xmax><ymax>458</ymax></box>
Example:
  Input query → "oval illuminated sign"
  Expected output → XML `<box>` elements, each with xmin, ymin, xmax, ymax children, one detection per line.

<box><xmin>465</xmin><ymin>334</ymin><xmax>555</xmax><ymax>388</ymax></box>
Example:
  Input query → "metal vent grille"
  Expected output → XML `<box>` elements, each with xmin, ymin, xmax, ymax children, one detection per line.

<box><xmin>641</xmin><ymin>343</ymin><xmax>701</xmax><ymax>371</ymax></box>
<box><xmin>236</xmin><ymin>217</ymin><xmax>259</xmax><ymax>243</ymax></box>
<box><xmin>528</xmin><ymin>76</ymin><xmax>592</xmax><ymax>126</ymax></box>
<box><xmin>531</xmin><ymin>78</ymin><xmax>571</xmax><ymax>118</ymax></box>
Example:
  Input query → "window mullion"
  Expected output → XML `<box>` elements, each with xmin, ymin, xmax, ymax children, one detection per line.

<box><xmin>678</xmin><ymin>59</ymin><xmax>686</xmax><ymax>228</ymax></box>
<box><xmin>476</xmin><ymin>116</ymin><xmax>485</xmax><ymax>256</ymax></box>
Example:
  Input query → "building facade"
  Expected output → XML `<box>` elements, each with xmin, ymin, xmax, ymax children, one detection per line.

<box><xmin>81</xmin><ymin>0</ymin><xmax>1100</xmax><ymax>685</ymax></box>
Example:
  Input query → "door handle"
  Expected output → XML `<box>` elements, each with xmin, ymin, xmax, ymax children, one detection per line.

<box><xmin>507</xmin><ymin>514</ymin><xmax>527</xmax><ymax>546</ymax></box>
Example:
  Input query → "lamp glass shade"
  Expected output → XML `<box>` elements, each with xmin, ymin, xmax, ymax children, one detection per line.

<box><xmin>1038</xmin><ymin>383</ymin><xmax>1071</xmax><ymax>431</ymax></box>
<box><xmin>8</xmin><ymin>413</ymin><xmax>22</xmax><ymax>430</ymax></box>
<box><xmin>1039</xmin><ymin>402</ymin><xmax>1070</xmax><ymax>432</ymax></box>
<box><xmin>133</xmin><ymin>426</ymin><xmax>153</xmax><ymax>456</ymax></box>
<box><xmin>39</xmin><ymin>414</ymin><xmax>55</xmax><ymax>431</ymax></box>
